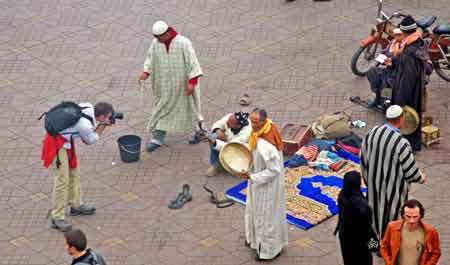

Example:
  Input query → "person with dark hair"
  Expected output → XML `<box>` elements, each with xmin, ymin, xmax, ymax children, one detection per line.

<box><xmin>206</xmin><ymin>112</ymin><xmax>251</xmax><ymax>176</ymax></box>
<box><xmin>41</xmin><ymin>102</ymin><xmax>116</xmax><ymax>231</ymax></box>
<box><xmin>334</xmin><ymin>171</ymin><xmax>373</xmax><ymax>265</ymax></box>
<box><xmin>239</xmin><ymin>108</ymin><xmax>288</xmax><ymax>261</ymax></box>
<box><xmin>64</xmin><ymin>229</ymin><xmax>107</xmax><ymax>265</ymax></box>
<box><xmin>360</xmin><ymin>105</ymin><xmax>425</xmax><ymax>242</ymax></box>
<box><xmin>94</xmin><ymin>102</ymin><xmax>114</xmax><ymax>117</ymax></box>
<box><xmin>391</xmin><ymin>15</ymin><xmax>431</xmax><ymax>152</ymax></box>
<box><xmin>381</xmin><ymin>199</ymin><xmax>441</xmax><ymax>265</ymax></box>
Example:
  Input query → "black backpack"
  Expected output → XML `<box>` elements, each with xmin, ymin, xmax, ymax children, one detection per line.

<box><xmin>39</xmin><ymin>101</ymin><xmax>94</xmax><ymax>136</ymax></box>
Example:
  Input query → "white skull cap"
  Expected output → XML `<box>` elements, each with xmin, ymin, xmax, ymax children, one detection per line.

<box><xmin>386</xmin><ymin>105</ymin><xmax>403</xmax><ymax>119</ymax></box>
<box><xmin>152</xmin><ymin>20</ymin><xmax>169</xmax><ymax>35</ymax></box>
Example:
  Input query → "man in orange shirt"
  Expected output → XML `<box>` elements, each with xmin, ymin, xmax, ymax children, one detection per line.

<box><xmin>381</xmin><ymin>199</ymin><xmax>440</xmax><ymax>265</ymax></box>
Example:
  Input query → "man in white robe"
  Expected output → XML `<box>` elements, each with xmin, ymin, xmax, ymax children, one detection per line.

<box><xmin>240</xmin><ymin>108</ymin><xmax>288</xmax><ymax>261</ymax></box>
<box><xmin>206</xmin><ymin>112</ymin><xmax>251</xmax><ymax>176</ymax></box>
<box><xmin>138</xmin><ymin>20</ymin><xmax>204</xmax><ymax>152</ymax></box>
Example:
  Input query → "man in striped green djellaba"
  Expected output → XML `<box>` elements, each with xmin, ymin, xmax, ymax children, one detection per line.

<box><xmin>360</xmin><ymin>105</ymin><xmax>426</xmax><ymax>241</ymax></box>
<box><xmin>139</xmin><ymin>20</ymin><xmax>204</xmax><ymax>152</ymax></box>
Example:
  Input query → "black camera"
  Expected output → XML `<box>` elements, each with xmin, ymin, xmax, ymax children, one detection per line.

<box><xmin>110</xmin><ymin>112</ymin><xmax>124</xmax><ymax>124</ymax></box>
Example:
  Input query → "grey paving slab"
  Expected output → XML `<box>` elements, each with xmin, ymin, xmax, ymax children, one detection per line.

<box><xmin>1</xmin><ymin>0</ymin><xmax>450</xmax><ymax>264</ymax></box>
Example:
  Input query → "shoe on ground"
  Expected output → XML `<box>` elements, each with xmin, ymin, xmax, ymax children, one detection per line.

<box><xmin>168</xmin><ymin>193</ymin><xmax>192</xmax><ymax>209</ymax></box>
<box><xmin>70</xmin><ymin>204</ymin><xmax>96</xmax><ymax>216</ymax></box>
<box><xmin>367</xmin><ymin>99</ymin><xmax>379</xmax><ymax>108</ymax></box>
<box><xmin>146</xmin><ymin>143</ymin><xmax>161</xmax><ymax>152</ymax></box>
<box><xmin>255</xmin><ymin>250</ymin><xmax>282</xmax><ymax>261</ymax></box>
<box><xmin>244</xmin><ymin>241</ymin><xmax>250</xmax><ymax>248</ymax></box>
<box><xmin>206</xmin><ymin>166</ymin><xmax>221</xmax><ymax>177</ymax></box>
<box><xmin>182</xmin><ymin>184</ymin><xmax>193</xmax><ymax>201</ymax></box>
<box><xmin>188</xmin><ymin>130</ymin><xmax>207</xmax><ymax>145</ymax></box>
<box><xmin>50</xmin><ymin>219</ymin><xmax>72</xmax><ymax>232</ymax></box>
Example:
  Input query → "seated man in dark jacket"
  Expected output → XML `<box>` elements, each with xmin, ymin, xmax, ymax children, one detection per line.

<box><xmin>366</xmin><ymin>28</ymin><xmax>404</xmax><ymax>108</ymax></box>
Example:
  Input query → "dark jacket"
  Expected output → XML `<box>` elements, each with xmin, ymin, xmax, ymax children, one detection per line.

<box><xmin>392</xmin><ymin>38</ymin><xmax>429</xmax><ymax>151</ymax></box>
<box><xmin>71</xmin><ymin>249</ymin><xmax>106</xmax><ymax>265</ymax></box>
<box><xmin>335</xmin><ymin>171</ymin><xmax>373</xmax><ymax>265</ymax></box>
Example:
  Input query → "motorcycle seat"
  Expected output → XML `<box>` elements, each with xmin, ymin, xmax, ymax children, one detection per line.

<box><xmin>416</xmin><ymin>16</ymin><xmax>437</xmax><ymax>29</ymax></box>
<box><xmin>433</xmin><ymin>24</ymin><xmax>450</xmax><ymax>35</ymax></box>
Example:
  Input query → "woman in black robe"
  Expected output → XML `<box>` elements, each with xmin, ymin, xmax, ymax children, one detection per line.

<box><xmin>335</xmin><ymin>171</ymin><xmax>373</xmax><ymax>265</ymax></box>
<box><xmin>392</xmin><ymin>16</ymin><xmax>431</xmax><ymax>152</ymax></box>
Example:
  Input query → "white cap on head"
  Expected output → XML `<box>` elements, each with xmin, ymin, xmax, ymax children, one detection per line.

<box><xmin>152</xmin><ymin>20</ymin><xmax>169</xmax><ymax>36</ymax></box>
<box><xmin>393</xmin><ymin>28</ymin><xmax>402</xmax><ymax>35</ymax></box>
<box><xmin>386</xmin><ymin>105</ymin><xmax>403</xmax><ymax>119</ymax></box>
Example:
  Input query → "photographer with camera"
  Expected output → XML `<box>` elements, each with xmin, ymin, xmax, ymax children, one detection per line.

<box><xmin>41</xmin><ymin>102</ymin><xmax>120</xmax><ymax>232</ymax></box>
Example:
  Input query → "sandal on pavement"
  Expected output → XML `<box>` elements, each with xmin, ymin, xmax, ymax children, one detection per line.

<box><xmin>168</xmin><ymin>184</ymin><xmax>192</xmax><ymax>209</ymax></box>
<box><xmin>203</xmin><ymin>184</ymin><xmax>234</xmax><ymax>208</ymax></box>
<box><xmin>238</xmin><ymin>93</ymin><xmax>251</xmax><ymax>106</ymax></box>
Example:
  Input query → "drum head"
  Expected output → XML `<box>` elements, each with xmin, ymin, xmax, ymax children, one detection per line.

<box><xmin>400</xmin><ymin>106</ymin><xmax>420</xmax><ymax>135</ymax></box>
<box><xmin>219</xmin><ymin>142</ymin><xmax>252</xmax><ymax>175</ymax></box>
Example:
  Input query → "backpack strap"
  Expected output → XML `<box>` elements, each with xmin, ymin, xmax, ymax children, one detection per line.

<box><xmin>80</xmin><ymin>113</ymin><xmax>95</xmax><ymax>127</ymax></box>
<box><xmin>38</xmin><ymin>112</ymin><xmax>47</xmax><ymax>120</ymax></box>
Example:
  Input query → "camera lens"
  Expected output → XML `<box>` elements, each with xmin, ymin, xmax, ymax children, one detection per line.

<box><xmin>114</xmin><ymin>112</ymin><xmax>124</xmax><ymax>120</ymax></box>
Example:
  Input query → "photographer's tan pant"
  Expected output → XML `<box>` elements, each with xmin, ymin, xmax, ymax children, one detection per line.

<box><xmin>51</xmin><ymin>148</ymin><xmax>81</xmax><ymax>220</ymax></box>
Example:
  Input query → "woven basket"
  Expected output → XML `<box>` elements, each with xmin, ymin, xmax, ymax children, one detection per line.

<box><xmin>219</xmin><ymin>142</ymin><xmax>252</xmax><ymax>175</ymax></box>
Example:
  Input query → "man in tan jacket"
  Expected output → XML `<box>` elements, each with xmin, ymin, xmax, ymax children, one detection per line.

<box><xmin>381</xmin><ymin>199</ymin><xmax>441</xmax><ymax>265</ymax></box>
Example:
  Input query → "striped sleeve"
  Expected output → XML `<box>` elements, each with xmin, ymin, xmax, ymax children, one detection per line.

<box><xmin>398</xmin><ymin>140</ymin><xmax>421</xmax><ymax>183</ymax></box>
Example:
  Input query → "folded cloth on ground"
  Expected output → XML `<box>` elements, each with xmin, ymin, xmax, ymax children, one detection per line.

<box><xmin>329</xmin><ymin>160</ymin><xmax>348</xmax><ymax>171</ymax></box>
<box><xmin>286</xmin><ymin>154</ymin><xmax>308</xmax><ymax>168</ymax></box>
<box><xmin>295</xmin><ymin>145</ymin><xmax>319</xmax><ymax>161</ymax></box>
<box><xmin>309</xmin><ymin>151</ymin><xmax>343</xmax><ymax>171</ymax></box>
<box><xmin>337</xmin><ymin>133</ymin><xmax>362</xmax><ymax>148</ymax></box>
<box><xmin>305</xmin><ymin>139</ymin><xmax>335</xmax><ymax>152</ymax></box>
<box><xmin>337</xmin><ymin>142</ymin><xmax>360</xmax><ymax>155</ymax></box>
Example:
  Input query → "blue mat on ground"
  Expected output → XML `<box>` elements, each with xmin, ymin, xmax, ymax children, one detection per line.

<box><xmin>226</xmin><ymin>149</ymin><xmax>366</xmax><ymax>230</ymax></box>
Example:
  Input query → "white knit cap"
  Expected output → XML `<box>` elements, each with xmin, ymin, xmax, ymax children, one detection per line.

<box><xmin>393</xmin><ymin>28</ymin><xmax>402</xmax><ymax>35</ymax></box>
<box><xmin>386</xmin><ymin>105</ymin><xmax>403</xmax><ymax>119</ymax></box>
<box><xmin>152</xmin><ymin>20</ymin><xmax>169</xmax><ymax>35</ymax></box>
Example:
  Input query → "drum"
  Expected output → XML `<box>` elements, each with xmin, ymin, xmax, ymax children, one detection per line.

<box><xmin>400</xmin><ymin>105</ymin><xmax>420</xmax><ymax>135</ymax></box>
<box><xmin>219</xmin><ymin>142</ymin><xmax>252</xmax><ymax>175</ymax></box>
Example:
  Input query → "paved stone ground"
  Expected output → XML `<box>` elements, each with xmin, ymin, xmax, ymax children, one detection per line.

<box><xmin>1</xmin><ymin>0</ymin><xmax>450</xmax><ymax>264</ymax></box>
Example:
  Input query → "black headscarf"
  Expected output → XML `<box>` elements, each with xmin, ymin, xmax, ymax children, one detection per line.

<box><xmin>335</xmin><ymin>170</ymin><xmax>366</xmax><ymax>235</ymax></box>
<box><xmin>230</xmin><ymin>112</ymin><xmax>249</xmax><ymax>134</ymax></box>
<box><xmin>340</xmin><ymin>170</ymin><xmax>363</xmax><ymax>198</ymax></box>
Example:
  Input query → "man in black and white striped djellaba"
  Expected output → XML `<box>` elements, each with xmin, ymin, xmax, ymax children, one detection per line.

<box><xmin>360</xmin><ymin>105</ymin><xmax>426</xmax><ymax>240</ymax></box>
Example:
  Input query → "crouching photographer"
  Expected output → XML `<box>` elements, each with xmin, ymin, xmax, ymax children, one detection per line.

<box><xmin>40</xmin><ymin>102</ymin><xmax>122</xmax><ymax>232</ymax></box>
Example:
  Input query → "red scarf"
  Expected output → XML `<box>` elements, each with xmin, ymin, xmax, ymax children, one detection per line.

<box><xmin>163</xmin><ymin>27</ymin><xmax>178</xmax><ymax>52</ymax></box>
<box><xmin>41</xmin><ymin>133</ymin><xmax>77</xmax><ymax>168</ymax></box>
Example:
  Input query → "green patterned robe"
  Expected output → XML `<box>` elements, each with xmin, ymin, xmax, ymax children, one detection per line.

<box><xmin>143</xmin><ymin>34</ymin><xmax>203</xmax><ymax>133</ymax></box>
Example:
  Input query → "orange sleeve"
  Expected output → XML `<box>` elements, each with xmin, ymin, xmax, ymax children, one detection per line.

<box><xmin>381</xmin><ymin>225</ymin><xmax>393</xmax><ymax>265</ymax></box>
<box><xmin>426</xmin><ymin>229</ymin><xmax>441</xmax><ymax>265</ymax></box>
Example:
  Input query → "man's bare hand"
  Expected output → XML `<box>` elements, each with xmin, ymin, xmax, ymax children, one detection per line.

<box><xmin>215</xmin><ymin>129</ymin><xmax>225</xmax><ymax>141</ymax></box>
<box><xmin>239</xmin><ymin>172</ymin><xmax>250</xmax><ymax>179</ymax></box>
<box><xmin>185</xmin><ymin>83</ymin><xmax>195</xmax><ymax>96</ymax></box>
<box><xmin>138</xmin><ymin>72</ymin><xmax>150</xmax><ymax>83</ymax></box>
<box><xmin>384</xmin><ymin>57</ymin><xmax>392</xmax><ymax>66</ymax></box>
<box><xmin>419</xmin><ymin>169</ymin><xmax>427</xmax><ymax>184</ymax></box>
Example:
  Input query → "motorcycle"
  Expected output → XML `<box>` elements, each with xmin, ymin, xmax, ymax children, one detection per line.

<box><xmin>350</xmin><ymin>0</ymin><xmax>450</xmax><ymax>82</ymax></box>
